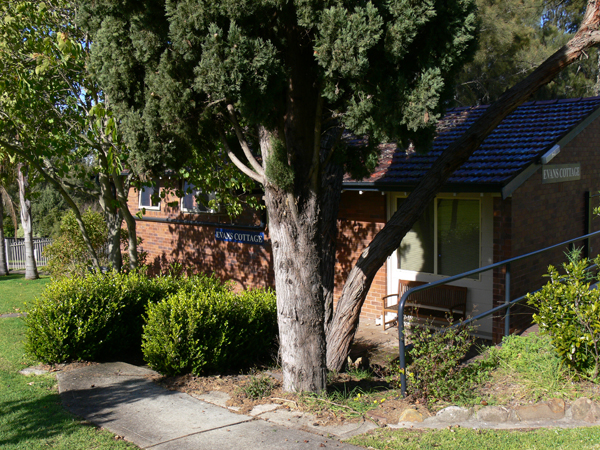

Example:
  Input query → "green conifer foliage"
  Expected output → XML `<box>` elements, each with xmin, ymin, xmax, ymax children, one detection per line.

<box><xmin>76</xmin><ymin>0</ymin><xmax>478</xmax><ymax>392</ymax></box>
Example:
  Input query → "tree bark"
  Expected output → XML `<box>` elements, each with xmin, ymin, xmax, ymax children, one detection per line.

<box><xmin>0</xmin><ymin>197</ymin><xmax>9</xmax><ymax>276</ymax></box>
<box><xmin>265</xmin><ymin>185</ymin><xmax>327</xmax><ymax>392</ymax></box>
<box><xmin>326</xmin><ymin>2</ymin><xmax>600</xmax><ymax>372</ymax></box>
<box><xmin>320</xmin><ymin>161</ymin><xmax>344</xmax><ymax>334</ymax></box>
<box><xmin>260</xmin><ymin>125</ymin><xmax>327</xmax><ymax>393</ymax></box>
<box><xmin>17</xmin><ymin>163</ymin><xmax>38</xmax><ymax>280</ymax></box>
<box><xmin>98</xmin><ymin>171</ymin><xmax>122</xmax><ymax>272</ymax></box>
<box><xmin>113</xmin><ymin>172</ymin><xmax>138</xmax><ymax>270</ymax></box>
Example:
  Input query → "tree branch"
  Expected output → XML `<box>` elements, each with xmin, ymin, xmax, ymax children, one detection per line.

<box><xmin>326</xmin><ymin>0</ymin><xmax>600</xmax><ymax>372</ymax></box>
<box><xmin>218</xmin><ymin>128</ymin><xmax>265</xmax><ymax>185</ymax></box>
<box><xmin>225</xmin><ymin>104</ymin><xmax>266</xmax><ymax>178</ymax></box>
<box><xmin>0</xmin><ymin>138</ymin><xmax>102</xmax><ymax>271</ymax></box>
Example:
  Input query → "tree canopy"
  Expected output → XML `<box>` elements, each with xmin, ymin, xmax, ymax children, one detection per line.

<box><xmin>76</xmin><ymin>0</ymin><xmax>478</xmax><ymax>392</ymax></box>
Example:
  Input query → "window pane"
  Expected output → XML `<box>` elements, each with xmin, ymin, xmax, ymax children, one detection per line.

<box><xmin>437</xmin><ymin>199</ymin><xmax>479</xmax><ymax>277</ymax></box>
<box><xmin>140</xmin><ymin>184</ymin><xmax>159</xmax><ymax>208</ymax></box>
<box><xmin>182</xmin><ymin>182</ymin><xmax>212</xmax><ymax>213</ymax></box>
<box><xmin>397</xmin><ymin>198</ymin><xmax>435</xmax><ymax>273</ymax></box>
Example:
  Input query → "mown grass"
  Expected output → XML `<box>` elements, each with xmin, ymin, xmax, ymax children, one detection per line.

<box><xmin>0</xmin><ymin>274</ymin><xmax>51</xmax><ymax>314</ymax></box>
<box><xmin>0</xmin><ymin>275</ymin><xmax>137</xmax><ymax>449</ymax></box>
<box><xmin>348</xmin><ymin>427</ymin><xmax>600</xmax><ymax>450</ymax></box>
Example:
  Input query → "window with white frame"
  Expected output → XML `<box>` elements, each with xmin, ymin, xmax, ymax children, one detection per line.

<box><xmin>181</xmin><ymin>181</ymin><xmax>219</xmax><ymax>214</ymax></box>
<box><xmin>139</xmin><ymin>181</ymin><xmax>160</xmax><ymax>210</ymax></box>
<box><xmin>396</xmin><ymin>196</ymin><xmax>480</xmax><ymax>279</ymax></box>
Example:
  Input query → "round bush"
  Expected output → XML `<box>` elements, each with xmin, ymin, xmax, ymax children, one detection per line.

<box><xmin>142</xmin><ymin>287</ymin><xmax>277</xmax><ymax>376</ymax></box>
<box><xmin>24</xmin><ymin>270</ymin><xmax>225</xmax><ymax>363</ymax></box>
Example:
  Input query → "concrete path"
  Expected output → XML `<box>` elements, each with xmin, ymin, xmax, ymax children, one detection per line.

<box><xmin>57</xmin><ymin>362</ymin><xmax>364</xmax><ymax>450</ymax></box>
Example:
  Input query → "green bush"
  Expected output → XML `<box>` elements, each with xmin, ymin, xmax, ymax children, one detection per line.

<box><xmin>43</xmin><ymin>208</ymin><xmax>108</xmax><ymax>279</ymax></box>
<box><xmin>24</xmin><ymin>270</ymin><xmax>221</xmax><ymax>363</ymax></box>
<box><xmin>142</xmin><ymin>287</ymin><xmax>278</xmax><ymax>376</ymax></box>
<box><xmin>403</xmin><ymin>322</ymin><xmax>494</xmax><ymax>404</ymax></box>
<box><xmin>527</xmin><ymin>255</ymin><xmax>600</xmax><ymax>380</ymax></box>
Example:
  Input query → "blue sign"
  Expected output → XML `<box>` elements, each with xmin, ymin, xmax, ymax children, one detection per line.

<box><xmin>215</xmin><ymin>228</ymin><xmax>265</xmax><ymax>245</ymax></box>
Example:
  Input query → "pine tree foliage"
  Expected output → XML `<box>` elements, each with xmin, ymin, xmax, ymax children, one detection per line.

<box><xmin>455</xmin><ymin>0</ymin><xmax>598</xmax><ymax>106</ymax></box>
<box><xmin>77</xmin><ymin>0</ymin><xmax>478</xmax><ymax>163</ymax></box>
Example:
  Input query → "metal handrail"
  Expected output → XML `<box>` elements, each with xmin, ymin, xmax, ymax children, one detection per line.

<box><xmin>396</xmin><ymin>229</ymin><xmax>600</xmax><ymax>396</ymax></box>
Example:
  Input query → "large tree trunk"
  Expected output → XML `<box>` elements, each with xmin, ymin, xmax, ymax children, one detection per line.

<box><xmin>264</xmin><ymin>184</ymin><xmax>327</xmax><ymax>393</ymax></box>
<box><xmin>0</xmin><ymin>197</ymin><xmax>9</xmax><ymax>276</ymax></box>
<box><xmin>17</xmin><ymin>163</ymin><xmax>38</xmax><ymax>280</ymax></box>
<box><xmin>326</xmin><ymin>4</ymin><xmax>600</xmax><ymax>372</ymax></box>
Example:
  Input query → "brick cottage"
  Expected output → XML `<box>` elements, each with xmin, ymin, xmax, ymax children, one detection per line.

<box><xmin>128</xmin><ymin>96</ymin><xmax>600</xmax><ymax>342</ymax></box>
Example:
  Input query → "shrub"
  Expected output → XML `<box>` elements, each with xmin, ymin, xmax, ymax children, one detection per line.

<box><xmin>43</xmin><ymin>208</ymin><xmax>108</xmax><ymax>279</ymax></box>
<box><xmin>527</xmin><ymin>254</ymin><xmax>600</xmax><ymax>380</ymax></box>
<box><xmin>24</xmin><ymin>270</ymin><xmax>222</xmax><ymax>363</ymax></box>
<box><xmin>403</xmin><ymin>322</ymin><xmax>494</xmax><ymax>404</ymax></box>
<box><xmin>142</xmin><ymin>287</ymin><xmax>278</xmax><ymax>376</ymax></box>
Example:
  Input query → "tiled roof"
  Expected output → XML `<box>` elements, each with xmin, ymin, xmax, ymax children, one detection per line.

<box><xmin>344</xmin><ymin>96</ymin><xmax>600</xmax><ymax>188</ymax></box>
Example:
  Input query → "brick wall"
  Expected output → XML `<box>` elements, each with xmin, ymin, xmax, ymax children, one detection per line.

<box><xmin>130</xmin><ymin>181</ymin><xmax>273</xmax><ymax>290</ymax></box>
<box><xmin>492</xmin><ymin>116</ymin><xmax>600</xmax><ymax>342</ymax></box>
<box><xmin>334</xmin><ymin>191</ymin><xmax>387</xmax><ymax>320</ymax></box>
<box><xmin>128</xmin><ymin>183</ymin><xmax>388</xmax><ymax>320</ymax></box>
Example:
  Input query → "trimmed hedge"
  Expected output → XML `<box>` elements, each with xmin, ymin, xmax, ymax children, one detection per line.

<box><xmin>24</xmin><ymin>270</ymin><xmax>226</xmax><ymax>363</ymax></box>
<box><xmin>142</xmin><ymin>287</ymin><xmax>277</xmax><ymax>376</ymax></box>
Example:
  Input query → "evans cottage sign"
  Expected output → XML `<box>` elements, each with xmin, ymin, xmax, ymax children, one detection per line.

<box><xmin>215</xmin><ymin>228</ymin><xmax>265</xmax><ymax>245</ymax></box>
<box><xmin>542</xmin><ymin>163</ymin><xmax>581</xmax><ymax>184</ymax></box>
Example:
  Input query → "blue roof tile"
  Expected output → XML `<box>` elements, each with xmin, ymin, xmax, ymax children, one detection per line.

<box><xmin>345</xmin><ymin>96</ymin><xmax>600</xmax><ymax>187</ymax></box>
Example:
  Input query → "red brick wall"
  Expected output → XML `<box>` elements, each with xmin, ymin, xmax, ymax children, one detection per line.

<box><xmin>334</xmin><ymin>191</ymin><xmax>387</xmax><ymax>320</ymax></box>
<box><xmin>129</xmin><ymin>183</ymin><xmax>388</xmax><ymax>320</ymax></box>
<box><xmin>492</xmin><ymin>116</ymin><xmax>600</xmax><ymax>341</ymax></box>
<box><xmin>129</xmin><ymin>181</ymin><xmax>272</xmax><ymax>290</ymax></box>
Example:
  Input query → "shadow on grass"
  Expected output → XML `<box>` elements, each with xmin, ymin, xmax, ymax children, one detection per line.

<box><xmin>0</xmin><ymin>378</ymin><xmax>92</xmax><ymax>447</ymax></box>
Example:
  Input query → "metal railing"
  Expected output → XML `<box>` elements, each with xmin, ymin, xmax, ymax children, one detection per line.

<box><xmin>4</xmin><ymin>238</ymin><xmax>52</xmax><ymax>270</ymax></box>
<box><xmin>396</xmin><ymin>229</ymin><xmax>600</xmax><ymax>396</ymax></box>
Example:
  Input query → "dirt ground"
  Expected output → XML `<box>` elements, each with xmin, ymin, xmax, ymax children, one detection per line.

<box><xmin>155</xmin><ymin>320</ymin><xmax>431</xmax><ymax>426</ymax></box>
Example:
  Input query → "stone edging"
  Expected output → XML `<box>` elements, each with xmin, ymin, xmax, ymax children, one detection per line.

<box><xmin>394</xmin><ymin>398</ymin><xmax>600</xmax><ymax>429</ymax></box>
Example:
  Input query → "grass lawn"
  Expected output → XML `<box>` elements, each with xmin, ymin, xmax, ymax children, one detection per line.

<box><xmin>0</xmin><ymin>275</ymin><xmax>137</xmax><ymax>449</ymax></box>
<box><xmin>0</xmin><ymin>274</ymin><xmax>51</xmax><ymax>315</ymax></box>
<box><xmin>348</xmin><ymin>427</ymin><xmax>600</xmax><ymax>449</ymax></box>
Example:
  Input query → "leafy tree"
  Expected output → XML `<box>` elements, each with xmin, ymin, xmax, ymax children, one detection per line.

<box><xmin>77</xmin><ymin>0</ymin><xmax>600</xmax><ymax>393</ymax></box>
<box><xmin>455</xmin><ymin>0</ymin><xmax>598</xmax><ymax>106</ymax></box>
<box><xmin>0</xmin><ymin>0</ymin><xmax>143</xmax><ymax>272</ymax></box>
<box><xmin>0</xmin><ymin>152</ymin><xmax>18</xmax><ymax>275</ymax></box>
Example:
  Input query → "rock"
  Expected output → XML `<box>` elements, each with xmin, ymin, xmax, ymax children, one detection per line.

<box><xmin>547</xmin><ymin>398</ymin><xmax>565</xmax><ymax>415</ymax></box>
<box><xmin>194</xmin><ymin>391</ymin><xmax>231</xmax><ymax>408</ymax></box>
<box><xmin>19</xmin><ymin>367</ymin><xmax>49</xmax><ymax>376</ymax></box>
<box><xmin>571</xmin><ymin>397</ymin><xmax>592</xmax><ymax>420</ymax></box>
<box><xmin>398</xmin><ymin>409</ymin><xmax>424</xmax><ymax>423</ymax></box>
<box><xmin>584</xmin><ymin>402</ymin><xmax>600</xmax><ymax>423</ymax></box>
<box><xmin>514</xmin><ymin>401</ymin><xmax>565</xmax><ymax>421</ymax></box>
<box><xmin>249</xmin><ymin>403</ymin><xmax>280</xmax><ymax>416</ymax></box>
<box><xmin>435</xmin><ymin>406</ymin><xmax>473</xmax><ymax>423</ymax></box>
<box><xmin>477</xmin><ymin>406</ymin><xmax>510</xmax><ymax>423</ymax></box>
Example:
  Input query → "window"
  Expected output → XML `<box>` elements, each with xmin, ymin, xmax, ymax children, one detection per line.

<box><xmin>181</xmin><ymin>181</ymin><xmax>219</xmax><ymax>214</ymax></box>
<box><xmin>139</xmin><ymin>181</ymin><xmax>160</xmax><ymax>210</ymax></box>
<box><xmin>396</xmin><ymin>197</ymin><xmax>480</xmax><ymax>279</ymax></box>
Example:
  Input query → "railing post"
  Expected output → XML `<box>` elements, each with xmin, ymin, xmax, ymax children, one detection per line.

<box><xmin>398</xmin><ymin>298</ymin><xmax>407</xmax><ymax>397</ymax></box>
<box><xmin>504</xmin><ymin>262</ymin><xmax>511</xmax><ymax>337</ymax></box>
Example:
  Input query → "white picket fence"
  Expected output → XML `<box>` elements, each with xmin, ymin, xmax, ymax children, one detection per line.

<box><xmin>4</xmin><ymin>238</ymin><xmax>52</xmax><ymax>270</ymax></box>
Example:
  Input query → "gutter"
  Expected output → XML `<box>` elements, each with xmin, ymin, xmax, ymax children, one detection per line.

<box><xmin>135</xmin><ymin>215</ymin><xmax>266</xmax><ymax>231</ymax></box>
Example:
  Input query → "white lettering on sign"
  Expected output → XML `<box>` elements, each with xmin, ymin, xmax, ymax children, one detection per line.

<box><xmin>215</xmin><ymin>228</ymin><xmax>265</xmax><ymax>245</ymax></box>
<box><xmin>542</xmin><ymin>163</ymin><xmax>581</xmax><ymax>184</ymax></box>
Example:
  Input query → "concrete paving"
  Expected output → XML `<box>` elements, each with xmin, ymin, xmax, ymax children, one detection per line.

<box><xmin>57</xmin><ymin>362</ymin><xmax>364</xmax><ymax>450</ymax></box>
